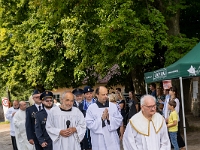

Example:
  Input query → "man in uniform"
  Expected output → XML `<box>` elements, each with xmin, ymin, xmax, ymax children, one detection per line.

<box><xmin>25</xmin><ymin>89</ymin><xmax>43</xmax><ymax>150</ymax></box>
<box><xmin>35</xmin><ymin>91</ymin><xmax>54</xmax><ymax>150</ymax></box>
<box><xmin>72</xmin><ymin>88</ymin><xmax>84</xmax><ymax>108</ymax></box>
<box><xmin>79</xmin><ymin>86</ymin><xmax>96</xmax><ymax>150</ymax></box>
<box><xmin>6</xmin><ymin>100</ymin><xmax>19</xmax><ymax>150</ymax></box>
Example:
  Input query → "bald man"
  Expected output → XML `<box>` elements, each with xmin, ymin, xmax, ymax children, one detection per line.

<box><xmin>46</xmin><ymin>91</ymin><xmax>86</xmax><ymax>150</ymax></box>
<box><xmin>85</xmin><ymin>86</ymin><xmax>123</xmax><ymax>150</ymax></box>
<box><xmin>6</xmin><ymin>100</ymin><xmax>19</xmax><ymax>150</ymax></box>
<box><xmin>13</xmin><ymin>101</ymin><xmax>34</xmax><ymax>150</ymax></box>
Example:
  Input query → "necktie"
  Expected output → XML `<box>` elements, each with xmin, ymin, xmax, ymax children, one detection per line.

<box><xmin>38</xmin><ymin>106</ymin><xmax>41</xmax><ymax>111</ymax></box>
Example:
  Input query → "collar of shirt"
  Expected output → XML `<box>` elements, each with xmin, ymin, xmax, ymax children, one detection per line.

<box><xmin>83</xmin><ymin>98</ymin><xmax>96</xmax><ymax>110</ymax></box>
<box><xmin>35</xmin><ymin>104</ymin><xmax>42</xmax><ymax>111</ymax></box>
<box><xmin>96</xmin><ymin>100</ymin><xmax>109</xmax><ymax>108</ymax></box>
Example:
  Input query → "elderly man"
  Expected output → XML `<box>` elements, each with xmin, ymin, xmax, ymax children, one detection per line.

<box><xmin>6</xmin><ymin>100</ymin><xmax>19</xmax><ymax>150</ymax></box>
<box><xmin>123</xmin><ymin>95</ymin><xmax>170</xmax><ymax>150</ymax></box>
<box><xmin>13</xmin><ymin>101</ymin><xmax>34</xmax><ymax>150</ymax></box>
<box><xmin>35</xmin><ymin>91</ymin><xmax>54</xmax><ymax>150</ymax></box>
<box><xmin>46</xmin><ymin>91</ymin><xmax>86</xmax><ymax>150</ymax></box>
<box><xmin>85</xmin><ymin>86</ymin><xmax>123</xmax><ymax>150</ymax></box>
<box><xmin>25</xmin><ymin>89</ymin><xmax>43</xmax><ymax>150</ymax></box>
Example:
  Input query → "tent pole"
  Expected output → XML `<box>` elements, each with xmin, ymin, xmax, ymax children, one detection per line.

<box><xmin>145</xmin><ymin>83</ymin><xmax>148</xmax><ymax>94</ymax></box>
<box><xmin>179</xmin><ymin>77</ymin><xmax>187</xmax><ymax>150</ymax></box>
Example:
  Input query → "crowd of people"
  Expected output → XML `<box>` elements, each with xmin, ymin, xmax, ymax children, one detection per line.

<box><xmin>5</xmin><ymin>84</ymin><xmax>186</xmax><ymax>150</ymax></box>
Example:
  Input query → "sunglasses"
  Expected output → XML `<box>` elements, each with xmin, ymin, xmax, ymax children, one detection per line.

<box><xmin>45</xmin><ymin>100</ymin><xmax>53</xmax><ymax>102</ymax></box>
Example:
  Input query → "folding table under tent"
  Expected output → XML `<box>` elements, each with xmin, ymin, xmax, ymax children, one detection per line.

<box><xmin>144</xmin><ymin>42</ymin><xmax>200</xmax><ymax>150</ymax></box>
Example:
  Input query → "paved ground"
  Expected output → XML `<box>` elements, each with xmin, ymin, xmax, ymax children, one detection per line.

<box><xmin>1</xmin><ymin>113</ymin><xmax>200</xmax><ymax>150</ymax></box>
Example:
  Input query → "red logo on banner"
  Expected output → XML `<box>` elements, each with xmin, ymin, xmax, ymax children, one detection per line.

<box><xmin>163</xmin><ymin>80</ymin><xmax>172</xmax><ymax>89</ymax></box>
<box><xmin>2</xmin><ymin>98</ymin><xmax>9</xmax><ymax>107</ymax></box>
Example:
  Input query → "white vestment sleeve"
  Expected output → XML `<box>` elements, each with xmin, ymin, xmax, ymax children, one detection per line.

<box><xmin>123</xmin><ymin>122</ymin><xmax>138</xmax><ymax>150</ymax></box>
<box><xmin>160</xmin><ymin>122</ymin><xmax>171</xmax><ymax>150</ymax></box>
<box><xmin>6</xmin><ymin>108</ymin><xmax>13</xmax><ymax>121</ymax></box>
<box><xmin>107</xmin><ymin>106</ymin><xmax>123</xmax><ymax>131</ymax></box>
<box><xmin>46</xmin><ymin>110</ymin><xmax>61</xmax><ymax>142</ymax></box>
<box><xmin>85</xmin><ymin>107</ymin><xmax>103</xmax><ymax>134</ymax></box>
<box><xmin>13</xmin><ymin>113</ymin><xmax>24</xmax><ymax>133</ymax></box>
<box><xmin>73</xmin><ymin>110</ymin><xmax>86</xmax><ymax>142</ymax></box>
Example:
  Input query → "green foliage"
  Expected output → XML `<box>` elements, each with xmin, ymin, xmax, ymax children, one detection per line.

<box><xmin>0</xmin><ymin>0</ymin><xmax>199</xmax><ymax>95</ymax></box>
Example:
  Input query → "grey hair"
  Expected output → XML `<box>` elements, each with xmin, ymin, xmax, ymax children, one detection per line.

<box><xmin>140</xmin><ymin>95</ymin><xmax>156</xmax><ymax>106</ymax></box>
<box><xmin>60</xmin><ymin>91</ymin><xmax>75</xmax><ymax>104</ymax></box>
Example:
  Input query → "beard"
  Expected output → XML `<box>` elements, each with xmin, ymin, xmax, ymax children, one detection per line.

<box><xmin>44</xmin><ymin>104</ymin><xmax>53</xmax><ymax>109</ymax></box>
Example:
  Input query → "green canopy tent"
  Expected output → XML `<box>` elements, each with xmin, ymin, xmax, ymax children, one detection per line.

<box><xmin>144</xmin><ymin>42</ymin><xmax>200</xmax><ymax>150</ymax></box>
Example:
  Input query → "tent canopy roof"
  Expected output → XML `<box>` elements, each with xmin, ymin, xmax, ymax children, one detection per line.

<box><xmin>144</xmin><ymin>42</ymin><xmax>200</xmax><ymax>83</ymax></box>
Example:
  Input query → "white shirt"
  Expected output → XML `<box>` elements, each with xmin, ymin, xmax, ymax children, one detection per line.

<box><xmin>13</xmin><ymin>109</ymin><xmax>34</xmax><ymax>150</ymax></box>
<box><xmin>123</xmin><ymin>111</ymin><xmax>170</xmax><ymax>150</ymax></box>
<box><xmin>85</xmin><ymin>102</ymin><xmax>123</xmax><ymax>150</ymax></box>
<box><xmin>35</xmin><ymin>104</ymin><xmax>43</xmax><ymax>111</ymax></box>
<box><xmin>6</xmin><ymin>107</ymin><xmax>19</xmax><ymax>136</ymax></box>
<box><xmin>46</xmin><ymin>106</ymin><xmax>86</xmax><ymax>150</ymax></box>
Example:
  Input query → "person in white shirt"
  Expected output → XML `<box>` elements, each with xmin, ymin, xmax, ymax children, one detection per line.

<box><xmin>46</xmin><ymin>91</ymin><xmax>86</xmax><ymax>150</ymax></box>
<box><xmin>85</xmin><ymin>86</ymin><xmax>123</xmax><ymax>150</ymax></box>
<box><xmin>54</xmin><ymin>99</ymin><xmax>61</xmax><ymax>106</ymax></box>
<box><xmin>123</xmin><ymin>95</ymin><xmax>170</xmax><ymax>150</ymax></box>
<box><xmin>6</xmin><ymin>100</ymin><xmax>19</xmax><ymax>150</ymax></box>
<box><xmin>13</xmin><ymin>101</ymin><xmax>34</xmax><ymax>150</ymax></box>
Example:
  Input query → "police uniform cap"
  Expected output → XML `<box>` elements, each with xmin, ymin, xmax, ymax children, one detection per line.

<box><xmin>83</xmin><ymin>86</ymin><xmax>94</xmax><ymax>94</ymax></box>
<box><xmin>40</xmin><ymin>91</ymin><xmax>54</xmax><ymax>100</ymax></box>
<box><xmin>32</xmin><ymin>89</ymin><xmax>41</xmax><ymax>96</ymax></box>
<box><xmin>72</xmin><ymin>88</ymin><xmax>83</xmax><ymax>96</ymax></box>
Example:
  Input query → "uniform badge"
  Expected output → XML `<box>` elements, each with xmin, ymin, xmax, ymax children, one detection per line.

<box><xmin>44</xmin><ymin>118</ymin><xmax>47</xmax><ymax>121</ymax></box>
<box><xmin>88</xmin><ymin>89</ymin><xmax>90</xmax><ymax>91</ymax></box>
<box><xmin>46</xmin><ymin>91</ymin><xmax>48</xmax><ymax>94</ymax></box>
<box><xmin>31</xmin><ymin>112</ymin><xmax>36</xmax><ymax>118</ymax></box>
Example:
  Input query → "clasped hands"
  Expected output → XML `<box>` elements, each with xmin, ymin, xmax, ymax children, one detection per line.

<box><xmin>101</xmin><ymin>108</ymin><xmax>109</xmax><ymax>121</ymax></box>
<box><xmin>60</xmin><ymin>127</ymin><xmax>76</xmax><ymax>137</ymax></box>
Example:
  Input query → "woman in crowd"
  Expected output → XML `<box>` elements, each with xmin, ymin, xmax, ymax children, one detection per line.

<box><xmin>156</xmin><ymin>87</ymin><xmax>165</xmax><ymax>115</ymax></box>
<box><xmin>108</xmin><ymin>93</ymin><xmax>124</xmax><ymax>140</ymax></box>
<box><xmin>127</xmin><ymin>91</ymin><xmax>139</xmax><ymax>120</ymax></box>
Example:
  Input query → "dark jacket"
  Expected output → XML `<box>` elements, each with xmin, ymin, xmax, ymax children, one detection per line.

<box><xmin>35</xmin><ymin>109</ymin><xmax>52</xmax><ymax>150</ymax></box>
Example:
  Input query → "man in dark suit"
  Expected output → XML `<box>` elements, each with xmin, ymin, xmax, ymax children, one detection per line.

<box><xmin>35</xmin><ymin>91</ymin><xmax>54</xmax><ymax>150</ymax></box>
<box><xmin>79</xmin><ymin>86</ymin><xmax>96</xmax><ymax>150</ymax></box>
<box><xmin>72</xmin><ymin>88</ymin><xmax>84</xmax><ymax>108</ymax></box>
<box><xmin>25</xmin><ymin>89</ymin><xmax>43</xmax><ymax>150</ymax></box>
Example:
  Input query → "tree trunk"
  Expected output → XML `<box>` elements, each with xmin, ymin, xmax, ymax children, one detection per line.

<box><xmin>131</xmin><ymin>67</ymin><xmax>146</xmax><ymax>95</ymax></box>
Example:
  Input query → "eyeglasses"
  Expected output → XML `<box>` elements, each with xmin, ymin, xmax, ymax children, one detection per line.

<box><xmin>143</xmin><ymin>105</ymin><xmax>156</xmax><ymax>109</ymax></box>
<box><xmin>45</xmin><ymin>100</ymin><xmax>53</xmax><ymax>103</ymax></box>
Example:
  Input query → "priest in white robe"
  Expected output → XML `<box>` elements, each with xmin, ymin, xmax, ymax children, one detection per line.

<box><xmin>46</xmin><ymin>91</ymin><xmax>86</xmax><ymax>150</ymax></box>
<box><xmin>85</xmin><ymin>86</ymin><xmax>123</xmax><ymax>150</ymax></box>
<box><xmin>13</xmin><ymin>101</ymin><xmax>35</xmax><ymax>150</ymax></box>
<box><xmin>123</xmin><ymin>95</ymin><xmax>170</xmax><ymax>150</ymax></box>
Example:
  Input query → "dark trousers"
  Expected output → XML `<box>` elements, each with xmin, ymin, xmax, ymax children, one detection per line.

<box><xmin>11</xmin><ymin>136</ymin><xmax>18</xmax><ymax>150</ymax></box>
<box><xmin>35</xmin><ymin>143</ymin><xmax>43</xmax><ymax>150</ymax></box>
<box><xmin>43</xmin><ymin>139</ymin><xmax>53</xmax><ymax>150</ymax></box>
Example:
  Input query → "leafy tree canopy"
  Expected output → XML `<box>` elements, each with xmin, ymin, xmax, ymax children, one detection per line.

<box><xmin>0</xmin><ymin>0</ymin><xmax>199</xmax><ymax>98</ymax></box>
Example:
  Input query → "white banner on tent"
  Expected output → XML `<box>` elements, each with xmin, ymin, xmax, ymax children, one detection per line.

<box><xmin>2</xmin><ymin>97</ymin><xmax>9</xmax><ymax>121</ymax></box>
<box><xmin>162</xmin><ymin>80</ymin><xmax>172</xmax><ymax>89</ymax></box>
